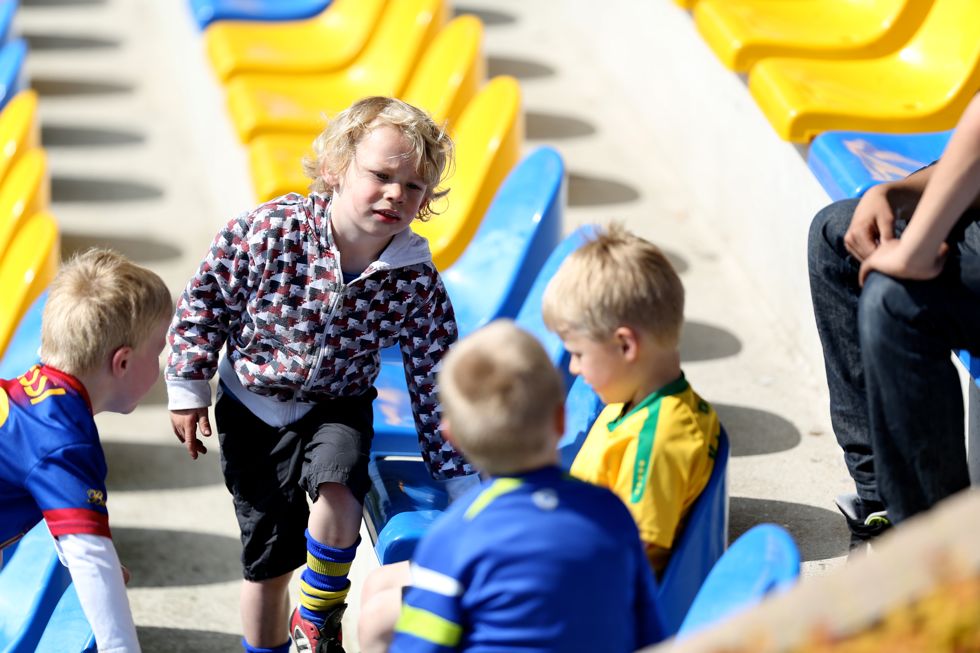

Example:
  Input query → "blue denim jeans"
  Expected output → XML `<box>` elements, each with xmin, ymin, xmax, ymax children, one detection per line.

<box><xmin>807</xmin><ymin>199</ymin><xmax>980</xmax><ymax>523</ymax></box>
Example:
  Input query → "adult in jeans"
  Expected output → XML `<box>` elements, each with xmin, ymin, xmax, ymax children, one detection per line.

<box><xmin>808</xmin><ymin>93</ymin><xmax>980</xmax><ymax>548</ymax></box>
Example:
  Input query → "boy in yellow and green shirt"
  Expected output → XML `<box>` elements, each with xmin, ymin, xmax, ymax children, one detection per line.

<box><xmin>543</xmin><ymin>224</ymin><xmax>721</xmax><ymax>575</ymax></box>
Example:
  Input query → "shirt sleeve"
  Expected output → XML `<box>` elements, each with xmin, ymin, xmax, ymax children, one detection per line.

<box><xmin>398</xmin><ymin>274</ymin><xmax>472</xmax><ymax>480</ymax></box>
<box><xmin>390</xmin><ymin>558</ymin><xmax>465</xmax><ymax>652</ymax></box>
<box><xmin>57</xmin><ymin>533</ymin><xmax>141</xmax><ymax>653</ymax></box>
<box><xmin>629</xmin><ymin>403</ymin><xmax>714</xmax><ymax>553</ymax></box>
<box><xmin>165</xmin><ymin>213</ymin><xmax>253</xmax><ymax>409</ymax></box>
<box><xmin>28</xmin><ymin>442</ymin><xmax>111</xmax><ymax>539</ymax></box>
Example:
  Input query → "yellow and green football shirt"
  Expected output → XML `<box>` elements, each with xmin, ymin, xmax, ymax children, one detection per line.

<box><xmin>570</xmin><ymin>373</ymin><xmax>720</xmax><ymax>571</ymax></box>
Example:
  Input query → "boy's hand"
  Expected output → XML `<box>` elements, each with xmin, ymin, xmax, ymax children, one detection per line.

<box><xmin>858</xmin><ymin>238</ymin><xmax>949</xmax><ymax>286</ymax></box>
<box><xmin>170</xmin><ymin>408</ymin><xmax>212</xmax><ymax>459</ymax></box>
<box><xmin>845</xmin><ymin>183</ymin><xmax>897</xmax><ymax>262</ymax></box>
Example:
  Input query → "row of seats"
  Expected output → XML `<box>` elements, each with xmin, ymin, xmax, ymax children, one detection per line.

<box><xmin>679</xmin><ymin>0</ymin><xmax>980</xmax><ymax>143</ymax></box>
<box><xmin>194</xmin><ymin>0</ymin><xmax>806</xmax><ymax>640</ymax></box>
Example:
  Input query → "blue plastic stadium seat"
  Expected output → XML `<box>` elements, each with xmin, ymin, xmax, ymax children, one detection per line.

<box><xmin>0</xmin><ymin>291</ymin><xmax>45</xmax><ymax>380</ymax></box>
<box><xmin>557</xmin><ymin>376</ymin><xmax>605</xmax><ymax>470</ymax></box>
<box><xmin>370</xmin><ymin>149</ymin><xmax>570</xmax><ymax>457</ymax></box>
<box><xmin>808</xmin><ymin>129</ymin><xmax>951</xmax><ymax>201</ymax></box>
<box><xmin>656</xmin><ymin>428</ymin><xmax>730</xmax><ymax>636</ymax></box>
<box><xmin>0</xmin><ymin>2</ymin><xmax>16</xmax><ymax>46</ymax></box>
<box><xmin>0</xmin><ymin>38</ymin><xmax>27</xmax><ymax>113</ymax></box>
<box><xmin>366</xmin><ymin>226</ymin><xmax>600</xmax><ymax>563</ymax></box>
<box><xmin>189</xmin><ymin>0</ymin><xmax>332</xmax><ymax>30</ymax></box>
<box><xmin>34</xmin><ymin>585</ymin><xmax>96</xmax><ymax>653</ymax></box>
<box><xmin>677</xmin><ymin>523</ymin><xmax>800</xmax><ymax>637</ymax></box>
<box><xmin>0</xmin><ymin>522</ymin><xmax>72</xmax><ymax>653</ymax></box>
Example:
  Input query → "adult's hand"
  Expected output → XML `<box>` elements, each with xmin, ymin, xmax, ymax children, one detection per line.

<box><xmin>170</xmin><ymin>407</ymin><xmax>211</xmax><ymax>459</ymax></box>
<box><xmin>844</xmin><ymin>184</ymin><xmax>897</xmax><ymax>262</ymax></box>
<box><xmin>858</xmin><ymin>238</ymin><xmax>948</xmax><ymax>287</ymax></box>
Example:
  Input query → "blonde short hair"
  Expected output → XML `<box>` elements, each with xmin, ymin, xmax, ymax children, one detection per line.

<box><xmin>41</xmin><ymin>249</ymin><xmax>173</xmax><ymax>375</ymax></box>
<box><xmin>302</xmin><ymin>96</ymin><xmax>454</xmax><ymax>221</ymax></box>
<box><xmin>438</xmin><ymin>320</ymin><xmax>564</xmax><ymax>475</ymax></box>
<box><xmin>541</xmin><ymin>224</ymin><xmax>685</xmax><ymax>347</ymax></box>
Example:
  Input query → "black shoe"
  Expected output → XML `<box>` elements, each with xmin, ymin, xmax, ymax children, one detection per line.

<box><xmin>835</xmin><ymin>492</ymin><xmax>891</xmax><ymax>552</ymax></box>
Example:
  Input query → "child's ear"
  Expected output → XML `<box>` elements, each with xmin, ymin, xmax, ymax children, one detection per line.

<box><xmin>110</xmin><ymin>346</ymin><xmax>133</xmax><ymax>379</ymax></box>
<box><xmin>614</xmin><ymin>326</ymin><xmax>640</xmax><ymax>362</ymax></box>
<box><xmin>319</xmin><ymin>165</ymin><xmax>341</xmax><ymax>192</ymax></box>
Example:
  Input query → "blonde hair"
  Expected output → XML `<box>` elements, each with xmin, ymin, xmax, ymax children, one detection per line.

<box><xmin>541</xmin><ymin>223</ymin><xmax>685</xmax><ymax>347</ymax></box>
<box><xmin>302</xmin><ymin>96</ymin><xmax>454</xmax><ymax>221</ymax></box>
<box><xmin>439</xmin><ymin>320</ymin><xmax>564</xmax><ymax>475</ymax></box>
<box><xmin>41</xmin><ymin>249</ymin><xmax>173</xmax><ymax>375</ymax></box>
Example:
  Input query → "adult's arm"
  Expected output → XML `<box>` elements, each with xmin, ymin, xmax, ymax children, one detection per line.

<box><xmin>57</xmin><ymin>533</ymin><xmax>141</xmax><ymax>653</ymax></box>
<box><xmin>859</xmin><ymin>94</ymin><xmax>980</xmax><ymax>284</ymax></box>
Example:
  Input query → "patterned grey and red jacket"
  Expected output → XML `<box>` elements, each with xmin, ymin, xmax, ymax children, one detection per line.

<box><xmin>165</xmin><ymin>192</ymin><xmax>473</xmax><ymax>479</ymax></box>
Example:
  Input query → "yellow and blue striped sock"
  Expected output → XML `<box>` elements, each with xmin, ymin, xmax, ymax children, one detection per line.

<box><xmin>298</xmin><ymin>529</ymin><xmax>357</xmax><ymax>628</ymax></box>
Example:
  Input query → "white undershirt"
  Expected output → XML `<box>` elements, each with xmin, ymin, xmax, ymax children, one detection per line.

<box><xmin>55</xmin><ymin>533</ymin><xmax>141</xmax><ymax>652</ymax></box>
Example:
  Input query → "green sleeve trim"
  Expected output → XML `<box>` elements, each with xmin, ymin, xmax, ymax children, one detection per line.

<box><xmin>630</xmin><ymin>400</ymin><xmax>661</xmax><ymax>503</ymax></box>
<box><xmin>464</xmin><ymin>477</ymin><xmax>523</xmax><ymax>520</ymax></box>
<box><xmin>395</xmin><ymin>605</ymin><xmax>462</xmax><ymax>647</ymax></box>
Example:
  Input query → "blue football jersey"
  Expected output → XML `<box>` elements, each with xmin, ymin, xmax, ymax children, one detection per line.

<box><xmin>0</xmin><ymin>365</ymin><xmax>110</xmax><ymax>548</ymax></box>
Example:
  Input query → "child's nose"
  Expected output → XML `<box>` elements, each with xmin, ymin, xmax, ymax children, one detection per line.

<box><xmin>385</xmin><ymin>182</ymin><xmax>403</xmax><ymax>202</ymax></box>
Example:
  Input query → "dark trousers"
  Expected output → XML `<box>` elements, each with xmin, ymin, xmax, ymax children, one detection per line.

<box><xmin>807</xmin><ymin>198</ymin><xmax>980</xmax><ymax>522</ymax></box>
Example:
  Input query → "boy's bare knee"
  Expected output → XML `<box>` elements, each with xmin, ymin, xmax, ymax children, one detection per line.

<box><xmin>361</xmin><ymin>561</ymin><xmax>411</xmax><ymax>607</ymax></box>
<box><xmin>358</xmin><ymin>587</ymin><xmax>404</xmax><ymax>653</ymax></box>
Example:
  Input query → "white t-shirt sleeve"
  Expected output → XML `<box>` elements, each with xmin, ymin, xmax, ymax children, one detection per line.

<box><xmin>55</xmin><ymin>533</ymin><xmax>141</xmax><ymax>653</ymax></box>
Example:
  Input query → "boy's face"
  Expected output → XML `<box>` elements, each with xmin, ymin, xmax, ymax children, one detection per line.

<box><xmin>561</xmin><ymin>330</ymin><xmax>633</xmax><ymax>405</ymax></box>
<box><xmin>110</xmin><ymin>316</ymin><xmax>169</xmax><ymax>414</ymax></box>
<box><xmin>325</xmin><ymin>125</ymin><xmax>429</xmax><ymax>246</ymax></box>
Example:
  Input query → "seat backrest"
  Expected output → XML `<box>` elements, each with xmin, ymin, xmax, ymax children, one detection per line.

<box><xmin>442</xmin><ymin>146</ymin><xmax>565</xmax><ymax>335</ymax></box>
<box><xmin>0</xmin><ymin>91</ymin><xmax>39</xmax><ymax>184</ymax></box>
<box><xmin>33</xmin><ymin>584</ymin><xmax>97</xmax><ymax>653</ymax></box>
<box><xmin>0</xmin><ymin>148</ymin><xmax>49</xmax><ymax>264</ymax></box>
<box><xmin>677</xmin><ymin>523</ymin><xmax>800</xmax><ymax>638</ymax></box>
<box><xmin>0</xmin><ymin>522</ymin><xmax>73</xmax><ymax>653</ymax></box>
<box><xmin>0</xmin><ymin>290</ymin><xmax>45</xmax><ymax>379</ymax></box>
<box><xmin>557</xmin><ymin>376</ymin><xmax>605</xmax><ymax>469</ymax></box>
<box><xmin>345</xmin><ymin>0</ymin><xmax>448</xmax><ymax>97</ymax></box>
<box><xmin>191</xmin><ymin>0</ymin><xmax>332</xmax><ymax>29</ymax></box>
<box><xmin>403</xmin><ymin>15</ymin><xmax>486</xmax><ymax>127</ymax></box>
<box><xmin>412</xmin><ymin>75</ymin><xmax>523</xmax><ymax>270</ymax></box>
<box><xmin>656</xmin><ymin>427</ymin><xmax>730</xmax><ymax>635</ymax></box>
<box><xmin>0</xmin><ymin>211</ymin><xmax>59</xmax><ymax>360</ymax></box>
<box><xmin>901</xmin><ymin>0</ymin><xmax>980</xmax><ymax>107</ymax></box>
<box><xmin>0</xmin><ymin>39</ymin><xmax>27</xmax><ymax>113</ymax></box>
<box><xmin>514</xmin><ymin>224</ymin><xmax>599</xmax><ymax>389</ymax></box>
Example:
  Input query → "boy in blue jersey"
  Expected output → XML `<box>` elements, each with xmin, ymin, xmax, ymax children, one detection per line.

<box><xmin>0</xmin><ymin>249</ymin><xmax>173</xmax><ymax>653</ymax></box>
<box><xmin>360</xmin><ymin>320</ymin><xmax>664</xmax><ymax>653</ymax></box>
<box><xmin>541</xmin><ymin>224</ymin><xmax>721</xmax><ymax>577</ymax></box>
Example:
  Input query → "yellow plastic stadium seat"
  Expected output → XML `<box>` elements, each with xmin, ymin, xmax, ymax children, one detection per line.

<box><xmin>695</xmin><ymin>0</ymin><xmax>933</xmax><ymax>72</ymax></box>
<box><xmin>0</xmin><ymin>149</ymin><xmax>49</xmax><ymax>264</ymax></box>
<box><xmin>246</xmin><ymin>15</ymin><xmax>486</xmax><ymax>201</ymax></box>
<box><xmin>413</xmin><ymin>75</ymin><xmax>523</xmax><ymax>270</ymax></box>
<box><xmin>749</xmin><ymin>0</ymin><xmax>980</xmax><ymax>142</ymax></box>
<box><xmin>225</xmin><ymin>0</ymin><xmax>447</xmax><ymax>142</ymax></box>
<box><xmin>674</xmin><ymin>0</ymin><xmax>697</xmax><ymax>8</ymax></box>
<box><xmin>0</xmin><ymin>211</ymin><xmax>58</xmax><ymax>360</ymax></box>
<box><xmin>0</xmin><ymin>91</ymin><xmax>39</xmax><ymax>183</ymax></box>
<box><xmin>205</xmin><ymin>0</ymin><xmax>387</xmax><ymax>81</ymax></box>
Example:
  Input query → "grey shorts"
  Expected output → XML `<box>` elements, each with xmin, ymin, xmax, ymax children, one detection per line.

<box><xmin>215</xmin><ymin>384</ymin><xmax>376</xmax><ymax>581</ymax></box>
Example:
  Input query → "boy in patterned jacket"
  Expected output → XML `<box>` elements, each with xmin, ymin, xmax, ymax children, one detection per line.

<box><xmin>165</xmin><ymin>97</ymin><xmax>475</xmax><ymax>653</ymax></box>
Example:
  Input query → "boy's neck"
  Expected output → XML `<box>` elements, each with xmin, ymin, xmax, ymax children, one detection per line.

<box><xmin>329</xmin><ymin>216</ymin><xmax>391</xmax><ymax>274</ymax></box>
<box><xmin>629</xmin><ymin>347</ymin><xmax>682</xmax><ymax>408</ymax></box>
<box><xmin>69</xmin><ymin>368</ymin><xmax>111</xmax><ymax>415</ymax></box>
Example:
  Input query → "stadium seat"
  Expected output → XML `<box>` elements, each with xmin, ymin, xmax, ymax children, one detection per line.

<box><xmin>677</xmin><ymin>523</ymin><xmax>800</xmax><ymax>637</ymax></box>
<box><xmin>0</xmin><ymin>2</ymin><xmax>15</xmax><ymax>46</ymax></box>
<box><xmin>657</xmin><ymin>428</ymin><xmax>730</xmax><ymax>636</ymax></box>
<box><xmin>0</xmin><ymin>91</ymin><xmax>39</xmax><ymax>184</ymax></box>
<box><xmin>556</xmin><ymin>376</ymin><xmax>605</xmax><ymax>470</ymax></box>
<box><xmin>370</xmin><ymin>149</ymin><xmax>568</xmax><ymax>455</ymax></box>
<box><xmin>749</xmin><ymin>0</ymin><xmax>980</xmax><ymax>141</ymax></box>
<box><xmin>33</xmin><ymin>585</ymin><xmax>96</xmax><ymax>653</ymax></box>
<box><xmin>366</xmin><ymin>226</ymin><xmax>599</xmax><ymax>564</ymax></box>
<box><xmin>224</xmin><ymin>0</ymin><xmax>447</xmax><ymax>142</ymax></box>
<box><xmin>189</xmin><ymin>0</ymin><xmax>332</xmax><ymax>30</ymax></box>
<box><xmin>694</xmin><ymin>0</ymin><xmax>932</xmax><ymax>72</ymax></box>
<box><xmin>246</xmin><ymin>13</ymin><xmax>485</xmax><ymax>201</ymax></box>
<box><xmin>413</xmin><ymin>76</ymin><xmax>523</xmax><ymax>271</ymax></box>
<box><xmin>808</xmin><ymin>128</ymin><xmax>949</xmax><ymax>200</ymax></box>
<box><xmin>0</xmin><ymin>523</ymin><xmax>73</xmax><ymax>653</ymax></box>
<box><xmin>0</xmin><ymin>291</ymin><xmax>45</xmax><ymax>379</ymax></box>
<box><xmin>0</xmin><ymin>39</ymin><xmax>27</xmax><ymax>114</ymax></box>
<box><xmin>0</xmin><ymin>212</ymin><xmax>59</xmax><ymax>362</ymax></box>
<box><xmin>0</xmin><ymin>149</ymin><xmax>49</xmax><ymax>264</ymax></box>
<box><xmin>205</xmin><ymin>0</ymin><xmax>386</xmax><ymax>81</ymax></box>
